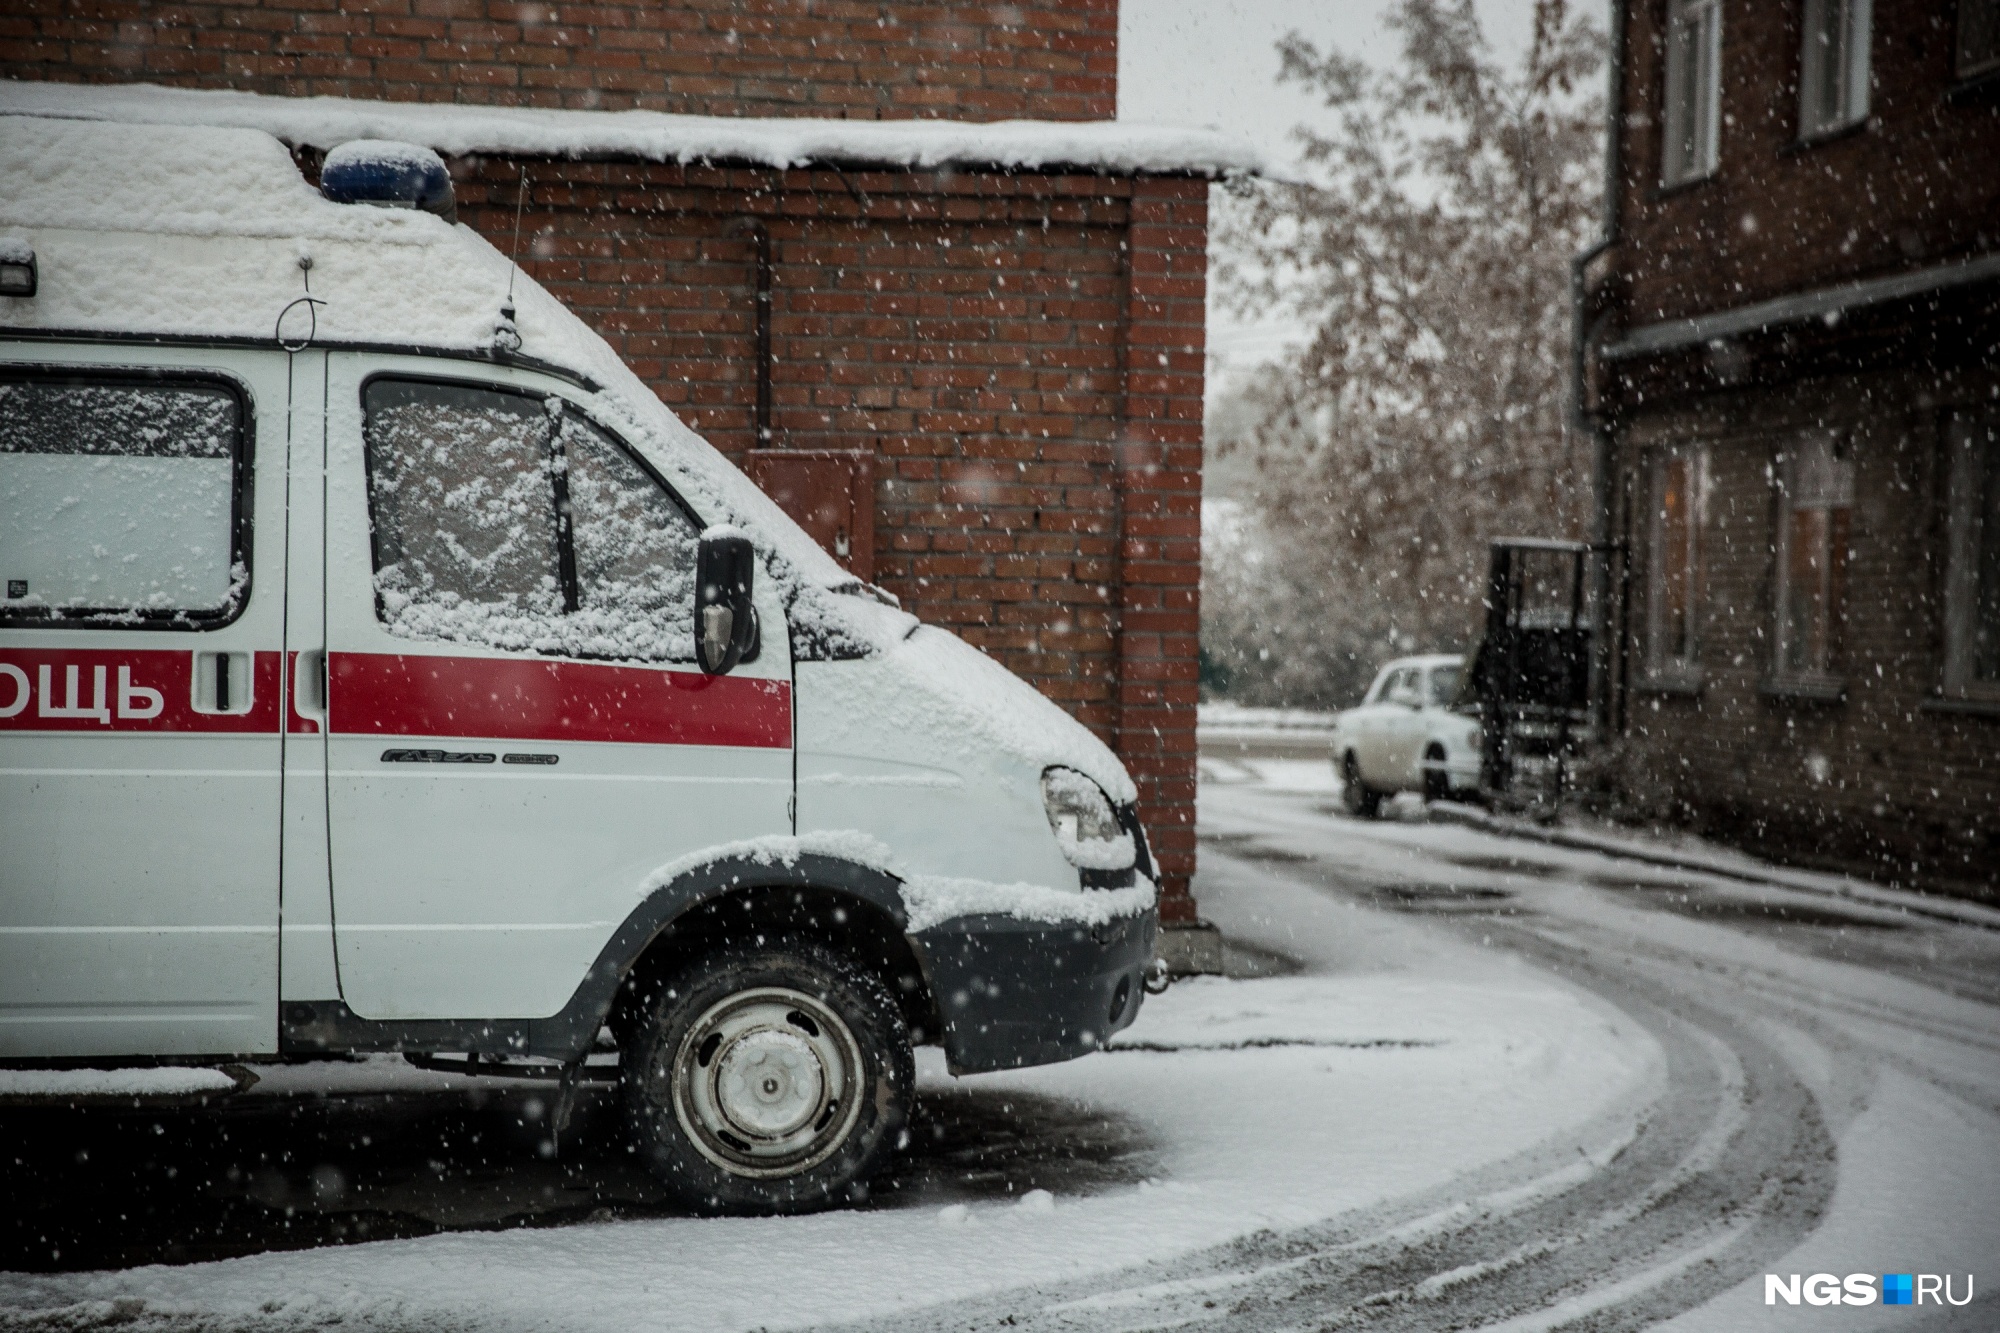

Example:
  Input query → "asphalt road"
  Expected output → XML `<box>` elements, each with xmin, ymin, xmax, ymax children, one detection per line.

<box><xmin>823</xmin><ymin>778</ymin><xmax>2000</xmax><ymax>1332</ymax></box>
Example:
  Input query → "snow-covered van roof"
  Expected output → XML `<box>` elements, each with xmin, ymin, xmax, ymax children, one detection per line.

<box><xmin>0</xmin><ymin>112</ymin><xmax>854</xmax><ymax>592</ymax></box>
<box><xmin>0</xmin><ymin>80</ymin><xmax>1267</xmax><ymax>178</ymax></box>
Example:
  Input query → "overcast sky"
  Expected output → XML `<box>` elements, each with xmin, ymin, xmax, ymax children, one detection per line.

<box><xmin>1117</xmin><ymin>0</ymin><xmax>1606</xmax><ymax>380</ymax></box>
<box><xmin>1118</xmin><ymin>0</ymin><xmax>1570</xmax><ymax>171</ymax></box>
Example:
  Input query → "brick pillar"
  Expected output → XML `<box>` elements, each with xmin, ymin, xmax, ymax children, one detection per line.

<box><xmin>1119</xmin><ymin>176</ymin><xmax>1206</xmax><ymax>921</ymax></box>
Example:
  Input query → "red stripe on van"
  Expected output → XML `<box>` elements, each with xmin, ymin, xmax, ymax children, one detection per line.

<box><xmin>327</xmin><ymin>652</ymin><xmax>791</xmax><ymax>749</ymax></box>
<box><xmin>0</xmin><ymin>648</ymin><xmax>281</xmax><ymax>733</ymax></box>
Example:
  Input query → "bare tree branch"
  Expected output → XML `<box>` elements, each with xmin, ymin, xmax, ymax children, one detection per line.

<box><xmin>1204</xmin><ymin>0</ymin><xmax>1605</xmax><ymax>707</ymax></box>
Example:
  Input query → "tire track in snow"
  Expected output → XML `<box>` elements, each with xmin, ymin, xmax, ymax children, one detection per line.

<box><xmin>817</xmin><ymin>846</ymin><xmax>1838</xmax><ymax>1333</ymax></box>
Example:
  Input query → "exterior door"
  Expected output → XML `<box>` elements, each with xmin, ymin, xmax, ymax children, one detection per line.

<box><xmin>0</xmin><ymin>345</ymin><xmax>289</xmax><ymax>1058</ymax></box>
<box><xmin>319</xmin><ymin>356</ymin><xmax>793</xmax><ymax>1021</ymax></box>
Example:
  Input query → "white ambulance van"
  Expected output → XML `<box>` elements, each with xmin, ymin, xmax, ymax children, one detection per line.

<box><xmin>0</xmin><ymin>117</ymin><xmax>1157</xmax><ymax>1212</ymax></box>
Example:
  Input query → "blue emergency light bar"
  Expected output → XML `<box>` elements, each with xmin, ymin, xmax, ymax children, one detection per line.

<box><xmin>320</xmin><ymin>140</ymin><xmax>456</xmax><ymax>221</ymax></box>
<box><xmin>0</xmin><ymin>239</ymin><xmax>34</xmax><ymax>298</ymax></box>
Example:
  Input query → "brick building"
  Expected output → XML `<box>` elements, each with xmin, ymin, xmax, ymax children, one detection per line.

<box><xmin>1579</xmin><ymin>0</ymin><xmax>2000</xmax><ymax>893</ymax></box>
<box><xmin>1</xmin><ymin>3</ymin><xmax>1251</xmax><ymax>930</ymax></box>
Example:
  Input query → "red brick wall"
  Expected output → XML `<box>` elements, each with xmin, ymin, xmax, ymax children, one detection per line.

<box><xmin>1610</xmin><ymin>362</ymin><xmax>2000</xmax><ymax>895</ymax></box>
<box><xmin>449</xmin><ymin>157</ymin><xmax>1206</xmax><ymax>911</ymax></box>
<box><xmin>1608</xmin><ymin>0</ymin><xmax>2000</xmax><ymax>327</ymax></box>
<box><xmin>1592</xmin><ymin>0</ymin><xmax>2000</xmax><ymax>895</ymax></box>
<box><xmin>1117</xmin><ymin>177</ymin><xmax>1207</xmax><ymax>915</ymax></box>
<box><xmin>0</xmin><ymin>0</ymin><xmax>1117</xmax><ymax>119</ymax></box>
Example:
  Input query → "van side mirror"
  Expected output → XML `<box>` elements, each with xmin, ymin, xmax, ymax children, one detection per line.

<box><xmin>696</xmin><ymin>530</ymin><xmax>758</xmax><ymax>676</ymax></box>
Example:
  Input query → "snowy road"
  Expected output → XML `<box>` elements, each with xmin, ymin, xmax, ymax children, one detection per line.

<box><xmin>830</xmin><ymin>770</ymin><xmax>2000</xmax><ymax>1332</ymax></box>
<box><xmin>4</xmin><ymin>767</ymin><xmax>1998</xmax><ymax>1330</ymax></box>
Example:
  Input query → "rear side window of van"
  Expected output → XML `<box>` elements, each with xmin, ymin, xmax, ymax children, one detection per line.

<box><xmin>363</xmin><ymin>378</ymin><xmax>700</xmax><ymax>662</ymax></box>
<box><xmin>0</xmin><ymin>373</ymin><xmax>247</xmax><ymax>627</ymax></box>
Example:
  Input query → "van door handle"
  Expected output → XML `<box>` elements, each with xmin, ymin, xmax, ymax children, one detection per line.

<box><xmin>194</xmin><ymin>651</ymin><xmax>253</xmax><ymax>715</ymax></box>
<box><xmin>291</xmin><ymin>649</ymin><xmax>327</xmax><ymax>729</ymax></box>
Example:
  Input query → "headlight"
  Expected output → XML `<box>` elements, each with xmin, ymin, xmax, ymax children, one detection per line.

<box><xmin>1466</xmin><ymin>726</ymin><xmax>1482</xmax><ymax>750</ymax></box>
<box><xmin>1041</xmin><ymin>767</ymin><xmax>1136</xmax><ymax>871</ymax></box>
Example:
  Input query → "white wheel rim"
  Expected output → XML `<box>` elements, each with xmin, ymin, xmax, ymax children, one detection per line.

<box><xmin>667</xmin><ymin>986</ymin><xmax>865</xmax><ymax>1179</ymax></box>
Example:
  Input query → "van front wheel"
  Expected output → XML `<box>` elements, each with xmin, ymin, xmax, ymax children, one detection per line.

<box><xmin>623</xmin><ymin>942</ymin><xmax>912</xmax><ymax>1214</ymax></box>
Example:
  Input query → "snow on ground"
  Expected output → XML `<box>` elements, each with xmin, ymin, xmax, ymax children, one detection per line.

<box><xmin>0</xmin><ymin>1067</ymin><xmax>237</xmax><ymax>1100</ymax></box>
<box><xmin>0</xmin><ymin>851</ymin><xmax>1655</xmax><ymax>1331</ymax></box>
<box><xmin>1195</xmin><ymin>702</ymin><xmax>1340</xmax><ymax>734</ymax></box>
<box><xmin>1199</xmin><ymin>753</ymin><xmax>1345</xmax><ymax>795</ymax></box>
<box><xmin>1199</xmin><ymin>769</ymin><xmax>2000</xmax><ymax>1329</ymax></box>
<box><xmin>1203</xmin><ymin>749</ymin><xmax>2000</xmax><ymax>929</ymax></box>
<box><xmin>1656</xmin><ymin>1068</ymin><xmax>2000</xmax><ymax>1332</ymax></box>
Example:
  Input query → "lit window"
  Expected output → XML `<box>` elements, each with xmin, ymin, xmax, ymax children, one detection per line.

<box><xmin>1663</xmin><ymin>0</ymin><xmax>1722</xmax><ymax>184</ymax></box>
<box><xmin>1772</xmin><ymin>434</ymin><xmax>1854</xmax><ymax>684</ymax></box>
<box><xmin>1943</xmin><ymin>413</ymin><xmax>2000</xmax><ymax>699</ymax></box>
<box><xmin>1799</xmin><ymin>0</ymin><xmax>1871</xmax><ymax>138</ymax></box>
<box><xmin>1646</xmin><ymin>445</ymin><xmax>1706</xmax><ymax>681</ymax></box>
<box><xmin>1959</xmin><ymin>0</ymin><xmax>2000</xmax><ymax>78</ymax></box>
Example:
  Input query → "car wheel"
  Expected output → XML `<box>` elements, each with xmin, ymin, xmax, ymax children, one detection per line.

<box><xmin>622</xmin><ymin>940</ymin><xmax>912</xmax><ymax>1215</ymax></box>
<box><xmin>1421</xmin><ymin>744</ymin><xmax>1451</xmax><ymax>804</ymax></box>
<box><xmin>1341</xmin><ymin>752</ymin><xmax>1383</xmax><ymax>818</ymax></box>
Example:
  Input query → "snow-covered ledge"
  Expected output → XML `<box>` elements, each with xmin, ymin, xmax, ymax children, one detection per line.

<box><xmin>0</xmin><ymin>80</ymin><xmax>1267</xmax><ymax>179</ymax></box>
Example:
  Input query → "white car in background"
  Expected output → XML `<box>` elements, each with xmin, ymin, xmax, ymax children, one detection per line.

<box><xmin>1331</xmin><ymin>655</ymin><xmax>1482</xmax><ymax>815</ymax></box>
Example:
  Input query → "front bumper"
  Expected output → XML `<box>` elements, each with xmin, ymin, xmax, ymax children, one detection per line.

<box><xmin>914</xmin><ymin>906</ymin><xmax>1156</xmax><ymax>1074</ymax></box>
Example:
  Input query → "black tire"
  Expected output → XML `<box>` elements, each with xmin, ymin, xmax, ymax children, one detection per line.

<box><xmin>1421</xmin><ymin>744</ymin><xmax>1451</xmax><ymax>804</ymax></box>
<box><xmin>622</xmin><ymin>941</ymin><xmax>912</xmax><ymax>1215</ymax></box>
<box><xmin>1340</xmin><ymin>752</ymin><xmax>1383</xmax><ymax>818</ymax></box>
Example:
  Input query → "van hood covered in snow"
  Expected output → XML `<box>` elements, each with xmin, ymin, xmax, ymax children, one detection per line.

<box><xmin>805</xmin><ymin>614</ymin><xmax>1136</xmax><ymax>808</ymax></box>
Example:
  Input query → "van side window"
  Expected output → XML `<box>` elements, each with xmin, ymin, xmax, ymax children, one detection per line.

<box><xmin>363</xmin><ymin>378</ymin><xmax>700</xmax><ymax>662</ymax></box>
<box><xmin>364</xmin><ymin>380</ymin><xmax>564</xmax><ymax>648</ymax></box>
<box><xmin>561</xmin><ymin>412</ymin><xmax>700</xmax><ymax>662</ymax></box>
<box><xmin>0</xmin><ymin>374</ymin><xmax>246</xmax><ymax>627</ymax></box>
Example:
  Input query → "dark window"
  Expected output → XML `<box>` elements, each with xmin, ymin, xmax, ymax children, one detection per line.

<box><xmin>1959</xmin><ymin>0</ymin><xmax>2000</xmax><ymax>77</ymax></box>
<box><xmin>1772</xmin><ymin>434</ymin><xmax>1854</xmax><ymax>682</ymax></box>
<box><xmin>0</xmin><ymin>374</ymin><xmax>246</xmax><ymax>626</ymax></box>
<box><xmin>1799</xmin><ymin>0</ymin><xmax>1871</xmax><ymax>138</ymax></box>
<box><xmin>1646</xmin><ymin>445</ymin><xmax>1706</xmax><ymax>681</ymax></box>
<box><xmin>1662</xmin><ymin>0</ymin><xmax>1722</xmax><ymax>183</ymax></box>
<box><xmin>363</xmin><ymin>378</ymin><xmax>701</xmax><ymax>662</ymax></box>
<box><xmin>1945</xmin><ymin>414</ymin><xmax>2000</xmax><ymax>697</ymax></box>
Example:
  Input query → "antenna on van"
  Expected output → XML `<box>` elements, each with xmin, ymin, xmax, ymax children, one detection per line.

<box><xmin>492</xmin><ymin>167</ymin><xmax>528</xmax><ymax>357</ymax></box>
<box><xmin>506</xmin><ymin>166</ymin><xmax>528</xmax><ymax>303</ymax></box>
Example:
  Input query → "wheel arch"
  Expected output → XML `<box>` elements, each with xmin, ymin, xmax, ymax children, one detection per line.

<box><xmin>605</xmin><ymin>867</ymin><xmax>941</xmax><ymax>1054</ymax></box>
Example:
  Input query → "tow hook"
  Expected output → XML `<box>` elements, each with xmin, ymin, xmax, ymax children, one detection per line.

<box><xmin>1143</xmin><ymin>957</ymin><xmax>1174</xmax><ymax>995</ymax></box>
